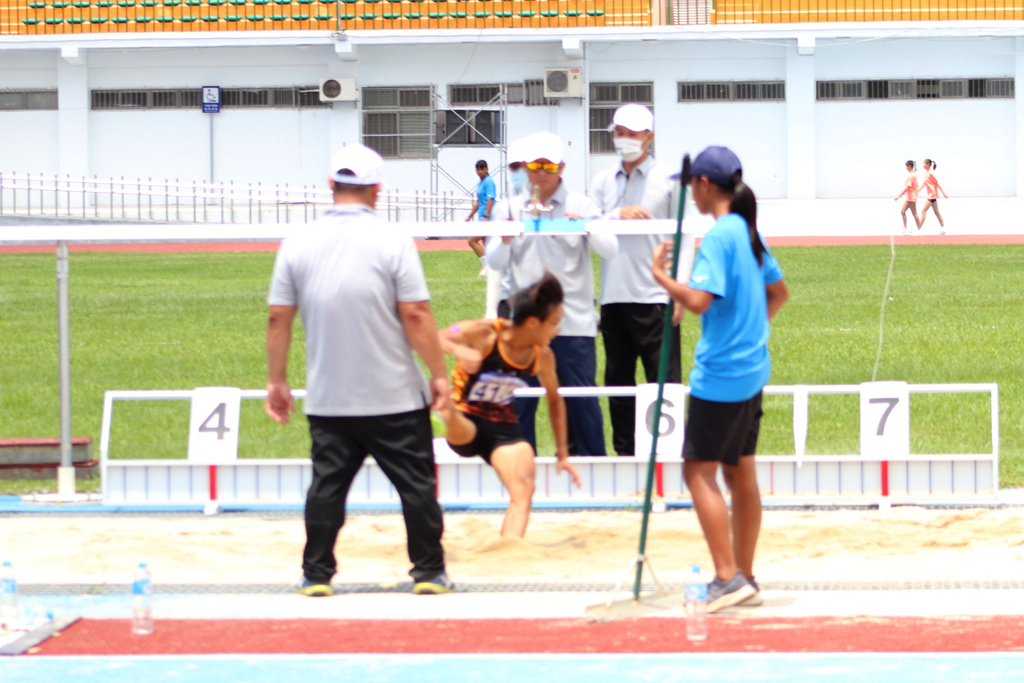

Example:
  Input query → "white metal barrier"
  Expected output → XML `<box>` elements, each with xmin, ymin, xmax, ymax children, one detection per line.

<box><xmin>99</xmin><ymin>382</ymin><xmax>999</xmax><ymax>507</ymax></box>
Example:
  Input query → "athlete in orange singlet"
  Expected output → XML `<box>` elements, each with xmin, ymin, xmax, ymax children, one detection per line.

<box><xmin>439</xmin><ymin>274</ymin><xmax>581</xmax><ymax>537</ymax></box>
<box><xmin>894</xmin><ymin>160</ymin><xmax>921</xmax><ymax>234</ymax></box>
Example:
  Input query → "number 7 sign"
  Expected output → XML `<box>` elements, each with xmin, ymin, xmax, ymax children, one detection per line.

<box><xmin>860</xmin><ymin>381</ymin><xmax>910</xmax><ymax>459</ymax></box>
<box><xmin>188</xmin><ymin>387</ymin><xmax>242</xmax><ymax>463</ymax></box>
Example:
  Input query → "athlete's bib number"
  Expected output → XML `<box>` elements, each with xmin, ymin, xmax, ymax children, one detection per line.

<box><xmin>467</xmin><ymin>372</ymin><xmax>528</xmax><ymax>406</ymax></box>
<box><xmin>187</xmin><ymin>387</ymin><xmax>242</xmax><ymax>463</ymax></box>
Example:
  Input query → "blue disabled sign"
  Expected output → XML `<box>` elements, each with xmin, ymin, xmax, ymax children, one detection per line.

<box><xmin>202</xmin><ymin>86</ymin><xmax>220</xmax><ymax>113</ymax></box>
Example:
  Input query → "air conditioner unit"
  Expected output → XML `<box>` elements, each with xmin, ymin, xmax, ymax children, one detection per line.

<box><xmin>319</xmin><ymin>77</ymin><xmax>358</xmax><ymax>103</ymax></box>
<box><xmin>544</xmin><ymin>67</ymin><xmax>583</xmax><ymax>98</ymax></box>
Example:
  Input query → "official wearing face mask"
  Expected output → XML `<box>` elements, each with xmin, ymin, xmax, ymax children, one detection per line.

<box><xmin>589</xmin><ymin>104</ymin><xmax>683</xmax><ymax>458</ymax></box>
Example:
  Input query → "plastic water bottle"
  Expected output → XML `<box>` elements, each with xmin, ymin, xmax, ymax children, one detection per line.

<box><xmin>685</xmin><ymin>565</ymin><xmax>707</xmax><ymax>642</ymax></box>
<box><xmin>1</xmin><ymin>560</ymin><xmax>17</xmax><ymax>627</ymax></box>
<box><xmin>132</xmin><ymin>562</ymin><xmax>154</xmax><ymax>635</ymax></box>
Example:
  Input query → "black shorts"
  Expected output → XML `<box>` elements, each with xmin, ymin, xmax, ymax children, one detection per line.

<box><xmin>929</xmin><ymin>199</ymin><xmax>938</xmax><ymax>204</ymax></box>
<box><xmin>447</xmin><ymin>411</ymin><xmax>527</xmax><ymax>465</ymax></box>
<box><xmin>682</xmin><ymin>392</ymin><xmax>763</xmax><ymax>466</ymax></box>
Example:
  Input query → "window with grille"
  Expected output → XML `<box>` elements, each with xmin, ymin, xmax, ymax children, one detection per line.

<box><xmin>362</xmin><ymin>87</ymin><xmax>433</xmax><ymax>159</ymax></box>
<box><xmin>817</xmin><ymin>78</ymin><xmax>1014</xmax><ymax>101</ymax></box>
<box><xmin>589</xmin><ymin>82</ymin><xmax>653</xmax><ymax>154</ymax></box>
<box><xmin>0</xmin><ymin>90</ymin><xmax>58</xmax><ymax>111</ymax></box>
<box><xmin>438</xmin><ymin>110</ymin><xmax>502</xmax><ymax>146</ymax></box>
<box><xmin>91</xmin><ymin>87</ymin><xmax>326</xmax><ymax>110</ymax></box>
<box><xmin>679</xmin><ymin>82</ymin><xmax>785</xmax><ymax>102</ymax></box>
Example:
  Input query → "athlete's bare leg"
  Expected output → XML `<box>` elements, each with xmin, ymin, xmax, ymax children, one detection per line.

<box><xmin>490</xmin><ymin>442</ymin><xmax>536</xmax><ymax>537</ymax></box>
<box><xmin>443</xmin><ymin>407</ymin><xmax>478</xmax><ymax>447</ymax></box>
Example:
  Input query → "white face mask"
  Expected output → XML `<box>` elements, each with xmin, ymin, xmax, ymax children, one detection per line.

<box><xmin>613</xmin><ymin>137</ymin><xmax>646</xmax><ymax>162</ymax></box>
<box><xmin>510</xmin><ymin>167</ymin><xmax>529</xmax><ymax>194</ymax></box>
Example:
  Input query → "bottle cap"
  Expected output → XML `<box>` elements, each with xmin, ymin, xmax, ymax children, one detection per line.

<box><xmin>691</xmin><ymin>565</ymin><xmax>700</xmax><ymax>573</ymax></box>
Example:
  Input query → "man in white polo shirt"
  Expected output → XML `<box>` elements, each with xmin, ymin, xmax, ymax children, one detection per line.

<box><xmin>590</xmin><ymin>104</ymin><xmax>682</xmax><ymax>457</ymax></box>
<box><xmin>486</xmin><ymin>131</ymin><xmax>618</xmax><ymax>456</ymax></box>
<box><xmin>265</xmin><ymin>144</ymin><xmax>453</xmax><ymax>596</ymax></box>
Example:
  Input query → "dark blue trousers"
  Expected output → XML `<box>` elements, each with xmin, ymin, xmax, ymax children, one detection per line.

<box><xmin>515</xmin><ymin>335</ymin><xmax>607</xmax><ymax>456</ymax></box>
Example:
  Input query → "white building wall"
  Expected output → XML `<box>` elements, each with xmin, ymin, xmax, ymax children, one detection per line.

<box><xmin>1</xmin><ymin>28</ymin><xmax>1022</xmax><ymax>200</ymax></box>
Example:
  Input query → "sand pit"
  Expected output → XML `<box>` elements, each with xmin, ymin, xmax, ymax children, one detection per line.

<box><xmin>5</xmin><ymin>506</ymin><xmax>1024</xmax><ymax>586</ymax></box>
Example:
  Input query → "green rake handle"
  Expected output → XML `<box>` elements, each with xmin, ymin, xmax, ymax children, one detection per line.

<box><xmin>632</xmin><ymin>153</ymin><xmax>691</xmax><ymax>601</ymax></box>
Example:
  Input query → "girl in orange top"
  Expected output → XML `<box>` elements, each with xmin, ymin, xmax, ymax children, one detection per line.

<box><xmin>893</xmin><ymin>160</ymin><xmax>920</xmax><ymax>234</ymax></box>
<box><xmin>917</xmin><ymin>158</ymin><xmax>949</xmax><ymax>231</ymax></box>
<box><xmin>438</xmin><ymin>273</ymin><xmax>581</xmax><ymax>538</ymax></box>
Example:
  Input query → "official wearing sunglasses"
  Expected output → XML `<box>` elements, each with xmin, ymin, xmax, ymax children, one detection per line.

<box><xmin>486</xmin><ymin>131</ymin><xmax>618</xmax><ymax>458</ymax></box>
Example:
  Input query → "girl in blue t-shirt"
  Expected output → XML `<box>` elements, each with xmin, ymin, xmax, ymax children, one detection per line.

<box><xmin>651</xmin><ymin>146</ymin><xmax>789</xmax><ymax>614</ymax></box>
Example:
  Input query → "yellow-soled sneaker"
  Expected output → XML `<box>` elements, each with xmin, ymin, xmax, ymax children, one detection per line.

<box><xmin>413</xmin><ymin>571</ymin><xmax>456</xmax><ymax>595</ymax></box>
<box><xmin>295</xmin><ymin>577</ymin><xmax>333</xmax><ymax>597</ymax></box>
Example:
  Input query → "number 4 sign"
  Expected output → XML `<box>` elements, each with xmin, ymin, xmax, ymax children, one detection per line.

<box><xmin>860</xmin><ymin>381</ymin><xmax>910</xmax><ymax>459</ymax></box>
<box><xmin>187</xmin><ymin>387</ymin><xmax>242</xmax><ymax>463</ymax></box>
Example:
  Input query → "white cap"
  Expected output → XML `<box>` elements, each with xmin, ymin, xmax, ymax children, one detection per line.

<box><xmin>520</xmin><ymin>131</ymin><xmax>564</xmax><ymax>165</ymax></box>
<box><xmin>506</xmin><ymin>137</ymin><xmax>529</xmax><ymax>165</ymax></box>
<box><xmin>329</xmin><ymin>144</ymin><xmax>384</xmax><ymax>186</ymax></box>
<box><xmin>608</xmin><ymin>103</ymin><xmax>654</xmax><ymax>133</ymax></box>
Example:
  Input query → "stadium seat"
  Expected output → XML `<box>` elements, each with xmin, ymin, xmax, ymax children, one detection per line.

<box><xmin>382</xmin><ymin>11</ymin><xmax>399</xmax><ymax>18</ymax></box>
<box><xmin>224</xmin><ymin>14</ymin><xmax>242</xmax><ymax>19</ymax></box>
<box><xmin>23</xmin><ymin>17</ymin><xmax>42</xmax><ymax>23</ymax></box>
<box><xmin>116</xmin><ymin>1</ymin><xmax>135</xmax><ymax>6</ymax></box>
<box><xmin>359</xmin><ymin>12</ymin><xmax>377</xmax><ymax>18</ymax></box>
<box><xmin>518</xmin><ymin>10</ymin><xmax>535</xmax><ymax>16</ymax></box>
<box><xmin>494</xmin><ymin>10</ymin><xmax>512</xmax><ymax>17</ymax></box>
<box><xmin>141</xmin><ymin>0</ymin><xmax>158</xmax><ymax>5</ymax></box>
<box><xmin>89</xmin><ymin>16</ymin><xmax>107</xmax><ymax>21</ymax></box>
<box><xmin>162</xmin><ymin>0</ymin><xmax>181</xmax><ymax>5</ymax></box>
<box><xmin>185</xmin><ymin>0</ymin><xmax>201</xmax><ymax>5</ymax></box>
<box><xmin>297</xmin><ymin>0</ymin><xmax>314</xmax><ymax>4</ymax></box>
<box><xmin>52</xmin><ymin>1</ymin><xmax>70</xmax><ymax>7</ymax></box>
<box><xmin>72</xmin><ymin>1</ymin><xmax>91</xmax><ymax>5</ymax></box>
<box><xmin>292</xmin><ymin>12</ymin><xmax>309</xmax><ymax>18</ymax></box>
<box><xmin>200</xmin><ymin>14</ymin><xmax>219</xmax><ymax>19</ymax></box>
<box><xmin>179</xmin><ymin>14</ymin><xmax>198</xmax><ymax>19</ymax></box>
<box><xmin>112</xmin><ymin>16</ymin><xmax>130</xmax><ymax>21</ymax></box>
<box><xmin>473</xmin><ymin>11</ymin><xmax>489</xmax><ymax>16</ymax></box>
<box><xmin>156</xmin><ymin>15</ymin><xmax>175</xmax><ymax>20</ymax></box>
<box><xmin>312</xmin><ymin>12</ymin><xmax>331</xmax><ymax>19</ymax></box>
<box><xmin>44</xmin><ymin>17</ymin><xmax>63</xmax><ymax>22</ymax></box>
<box><xmin>427</xmin><ymin>11</ymin><xmax>445</xmax><ymax>17</ymax></box>
<box><xmin>67</xmin><ymin>16</ymin><xmax>85</xmax><ymax>22</ymax></box>
<box><xmin>209</xmin><ymin>0</ymin><xmax>228</xmax><ymax>5</ymax></box>
<box><xmin>96</xmin><ymin>0</ymin><xmax>112</xmax><ymax>5</ymax></box>
<box><xmin>539</xmin><ymin>10</ymin><xmax>558</xmax><ymax>16</ymax></box>
<box><xmin>403</xmin><ymin>12</ymin><xmax>421</xmax><ymax>17</ymax></box>
<box><xmin>450</xmin><ymin>11</ymin><xmax>466</xmax><ymax>17</ymax></box>
<box><xmin>246</xmin><ymin>13</ymin><xmax>265</xmax><ymax>19</ymax></box>
<box><xmin>338</xmin><ymin>12</ymin><xmax>355</xmax><ymax>18</ymax></box>
<box><xmin>135</xmin><ymin>15</ymin><xmax>153</xmax><ymax>21</ymax></box>
<box><xmin>269</xmin><ymin>13</ymin><xmax>288</xmax><ymax>18</ymax></box>
<box><xmin>564</xmin><ymin>9</ymin><xmax>581</xmax><ymax>15</ymax></box>
<box><xmin>586</xmin><ymin>9</ymin><xmax>604</xmax><ymax>15</ymax></box>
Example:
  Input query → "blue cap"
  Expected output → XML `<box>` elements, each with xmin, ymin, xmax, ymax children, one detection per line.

<box><xmin>674</xmin><ymin>145</ymin><xmax>742</xmax><ymax>187</ymax></box>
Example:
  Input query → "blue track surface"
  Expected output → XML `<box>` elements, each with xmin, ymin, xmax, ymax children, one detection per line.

<box><xmin>3</xmin><ymin>653</ymin><xmax>1024</xmax><ymax>682</ymax></box>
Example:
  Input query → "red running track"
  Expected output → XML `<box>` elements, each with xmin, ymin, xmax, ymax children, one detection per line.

<box><xmin>32</xmin><ymin>616</ymin><xmax>1024</xmax><ymax>655</ymax></box>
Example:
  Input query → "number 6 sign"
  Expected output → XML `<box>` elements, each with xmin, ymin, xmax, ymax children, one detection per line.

<box><xmin>634</xmin><ymin>383</ymin><xmax>687</xmax><ymax>458</ymax></box>
<box><xmin>187</xmin><ymin>387</ymin><xmax>242</xmax><ymax>463</ymax></box>
<box><xmin>859</xmin><ymin>381</ymin><xmax>910</xmax><ymax>459</ymax></box>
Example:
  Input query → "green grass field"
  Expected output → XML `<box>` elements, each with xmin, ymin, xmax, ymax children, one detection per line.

<box><xmin>1</xmin><ymin>244</ymin><xmax>1022</xmax><ymax>494</ymax></box>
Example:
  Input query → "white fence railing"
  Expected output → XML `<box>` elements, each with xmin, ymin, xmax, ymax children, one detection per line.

<box><xmin>99</xmin><ymin>383</ymin><xmax>999</xmax><ymax>508</ymax></box>
<box><xmin>0</xmin><ymin>172</ymin><xmax>473</xmax><ymax>224</ymax></box>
